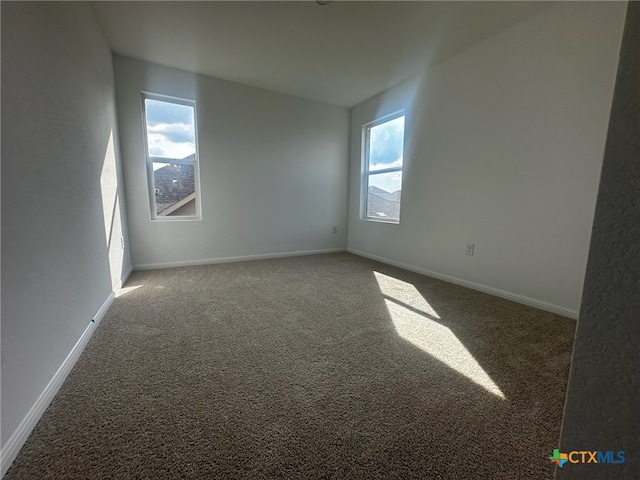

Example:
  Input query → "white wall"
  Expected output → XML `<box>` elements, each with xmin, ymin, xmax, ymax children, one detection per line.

<box><xmin>113</xmin><ymin>56</ymin><xmax>350</xmax><ymax>268</ymax></box>
<box><xmin>347</xmin><ymin>2</ymin><xmax>626</xmax><ymax>316</ymax></box>
<box><xmin>1</xmin><ymin>0</ymin><xmax>131</xmax><ymax>470</ymax></box>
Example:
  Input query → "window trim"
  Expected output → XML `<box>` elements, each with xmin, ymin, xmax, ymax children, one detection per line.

<box><xmin>361</xmin><ymin>109</ymin><xmax>405</xmax><ymax>224</ymax></box>
<box><xmin>141</xmin><ymin>91</ymin><xmax>202</xmax><ymax>222</ymax></box>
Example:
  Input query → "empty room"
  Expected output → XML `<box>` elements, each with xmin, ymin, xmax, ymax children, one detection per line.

<box><xmin>1</xmin><ymin>1</ymin><xmax>638</xmax><ymax>479</ymax></box>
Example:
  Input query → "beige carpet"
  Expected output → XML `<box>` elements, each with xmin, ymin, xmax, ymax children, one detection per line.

<box><xmin>5</xmin><ymin>253</ymin><xmax>575</xmax><ymax>479</ymax></box>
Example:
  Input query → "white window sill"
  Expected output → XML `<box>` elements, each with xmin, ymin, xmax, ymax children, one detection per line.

<box><xmin>150</xmin><ymin>216</ymin><xmax>202</xmax><ymax>222</ymax></box>
<box><xmin>362</xmin><ymin>217</ymin><xmax>400</xmax><ymax>225</ymax></box>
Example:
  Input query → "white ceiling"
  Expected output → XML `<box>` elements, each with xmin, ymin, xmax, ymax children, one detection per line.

<box><xmin>92</xmin><ymin>1</ymin><xmax>553</xmax><ymax>108</ymax></box>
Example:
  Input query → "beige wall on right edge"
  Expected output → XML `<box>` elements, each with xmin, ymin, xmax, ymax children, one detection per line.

<box><xmin>347</xmin><ymin>1</ymin><xmax>627</xmax><ymax>315</ymax></box>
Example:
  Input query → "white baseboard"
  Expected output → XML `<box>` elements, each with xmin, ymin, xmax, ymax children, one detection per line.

<box><xmin>133</xmin><ymin>248</ymin><xmax>347</xmax><ymax>270</ymax></box>
<box><xmin>347</xmin><ymin>248</ymin><xmax>578</xmax><ymax>319</ymax></box>
<box><xmin>1</xmin><ymin>268</ymin><xmax>132</xmax><ymax>478</ymax></box>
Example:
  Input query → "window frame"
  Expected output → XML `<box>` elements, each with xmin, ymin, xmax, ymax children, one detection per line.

<box><xmin>141</xmin><ymin>92</ymin><xmax>202</xmax><ymax>222</ymax></box>
<box><xmin>361</xmin><ymin>110</ymin><xmax>406</xmax><ymax>224</ymax></box>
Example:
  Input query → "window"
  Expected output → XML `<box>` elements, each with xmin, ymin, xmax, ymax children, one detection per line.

<box><xmin>142</xmin><ymin>93</ymin><xmax>201</xmax><ymax>220</ymax></box>
<box><xmin>362</xmin><ymin>112</ymin><xmax>405</xmax><ymax>223</ymax></box>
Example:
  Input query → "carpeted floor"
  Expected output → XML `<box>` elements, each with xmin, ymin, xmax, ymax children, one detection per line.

<box><xmin>5</xmin><ymin>253</ymin><xmax>575</xmax><ymax>479</ymax></box>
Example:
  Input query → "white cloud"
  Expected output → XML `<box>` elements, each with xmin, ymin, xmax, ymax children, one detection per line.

<box><xmin>147</xmin><ymin>122</ymin><xmax>195</xmax><ymax>159</ymax></box>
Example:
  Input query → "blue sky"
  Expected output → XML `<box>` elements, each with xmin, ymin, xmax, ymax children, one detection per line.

<box><xmin>145</xmin><ymin>99</ymin><xmax>195</xmax><ymax>159</ymax></box>
<box><xmin>369</xmin><ymin>116</ymin><xmax>404</xmax><ymax>193</ymax></box>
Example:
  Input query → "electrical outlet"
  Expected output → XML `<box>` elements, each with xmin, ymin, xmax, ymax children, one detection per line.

<box><xmin>332</xmin><ymin>226</ymin><xmax>338</xmax><ymax>234</ymax></box>
<box><xmin>465</xmin><ymin>243</ymin><xmax>474</xmax><ymax>256</ymax></box>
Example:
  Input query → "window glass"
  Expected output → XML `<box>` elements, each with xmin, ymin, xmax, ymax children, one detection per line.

<box><xmin>363</xmin><ymin>114</ymin><xmax>405</xmax><ymax>222</ymax></box>
<box><xmin>143</xmin><ymin>96</ymin><xmax>200</xmax><ymax>219</ymax></box>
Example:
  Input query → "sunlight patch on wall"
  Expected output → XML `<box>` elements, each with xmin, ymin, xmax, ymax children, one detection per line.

<box><xmin>100</xmin><ymin>130</ymin><xmax>118</xmax><ymax>243</ymax></box>
<box><xmin>385</xmin><ymin>299</ymin><xmax>505</xmax><ymax>399</ymax></box>
<box><xmin>100</xmin><ymin>129</ymin><xmax>126</xmax><ymax>289</ymax></box>
<box><xmin>374</xmin><ymin>271</ymin><xmax>440</xmax><ymax>319</ymax></box>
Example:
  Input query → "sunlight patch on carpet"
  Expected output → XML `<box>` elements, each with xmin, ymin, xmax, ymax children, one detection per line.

<box><xmin>384</xmin><ymin>298</ymin><xmax>505</xmax><ymax>399</ymax></box>
<box><xmin>374</xmin><ymin>272</ymin><xmax>440</xmax><ymax>319</ymax></box>
<box><xmin>116</xmin><ymin>285</ymin><xmax>142</xmax><ymax>297</ymax></box>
